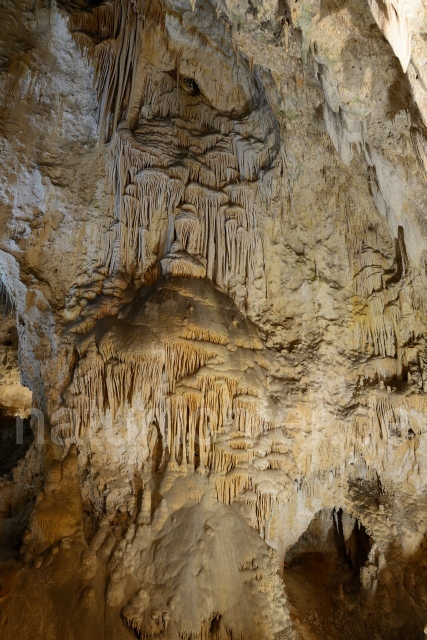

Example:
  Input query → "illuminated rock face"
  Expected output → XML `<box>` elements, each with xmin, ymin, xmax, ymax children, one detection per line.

<box><xmin>1</xmin><ymin>0</ymin><xmax>427</xmax><ymax>638</ymax></box>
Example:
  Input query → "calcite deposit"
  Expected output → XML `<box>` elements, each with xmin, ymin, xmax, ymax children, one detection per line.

<box><xmin>1</xmin><ymin>0</ymin><xmax>427</xmax><ymax>638</ymax></box>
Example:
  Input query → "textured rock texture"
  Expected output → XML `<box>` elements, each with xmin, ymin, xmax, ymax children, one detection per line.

<box><xmin>1</xmin><ymin>0</ymin><xmax>427</xmax><ymax>638</ymax></box>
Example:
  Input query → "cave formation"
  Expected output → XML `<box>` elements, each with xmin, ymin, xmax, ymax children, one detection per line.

<box><xmin>1</xmin><ymin>0</ymin><xmax>427</xmax><ymax>638</ymax></box>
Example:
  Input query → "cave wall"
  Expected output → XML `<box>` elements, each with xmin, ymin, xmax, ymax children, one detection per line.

<box><xmin>0</xmin><ymin>0</ymin><xmax>427</xmax><ymax>638</ymax></box>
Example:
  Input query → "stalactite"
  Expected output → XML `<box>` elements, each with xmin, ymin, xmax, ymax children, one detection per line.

<box><xmin>185</xmin><ymin>183</ymin><xmax>228</xmax><ymax>263</ymax></box>
<box><xmin>166</xmin><ymin>179</ymin><xmax>185</xmax><ymax>213</ymax></box>
<box><xmin>174</xmin><ymin>208</ymin><xmax>199</xmax><ymax>250</ymax></box>
<box><xmin>341</xmin><ymin>190</ymin><xmax>426</xmax><ymax>361</ymax></box>
<box><xmin>94</xmin><ymin>219</ymin><xmax>116</xmax><ymax>272</ymax></box>
<box><xmin>255</xmin><ymin>492</ymin><xmax>277</xmax><ymax>529</ymax></box>
<box><xmin>161</xmin><ymin>252</ymin><xmax>206</xmax><ymax>278</ymax></box>
<box><xmin>204</xmin><ymin>150</ymin><xmax>238</xmax><ymax>184</ymax></box>
<box><xmin>0</xmin><ymin>61</ymin><xmax>26</xmax><ymax>107</ymax></box>
<box><xmin>352</xmin><ymin>290</ymin><xmax>403</xmax><ymax>357</ymax></box>
<box><xmin>71</xmin><ymin>31</ymin><xmax>97</xmax><ymax>58</ymax></box>
<box><xmin>164</xmin><ymin>342</ymin><xmax>215</xmax><ymax>393</ymax></box>
<box><xmin>114</xmin><ymin>162</ymin><xmax>172</xmax><ymax>271</ymax></box>
<box><xmin>232</xmin><ymin>134</ymin><xmax>259</xmax><ymax>181</ymax></box>
<box><xmin>183</xmin><ymin>103</ymin><xmax>224</xmax><ymax>132</ymax></box>
<box><xmin>224</xmin><ymin>184</ymin><xmax>256</xmax><ymax>227</ymax></box>
<box><xmin>68</xmin><ymin>0</ymin><xmax>142</xmax><ymax>140</ymax></box>
<box><xmin>188</xmin><ymin>162</ymin><xmax>218</xmax><ymax>189</ymax></box>
<box><xmin>105</xmin><ymin>1</ymin><xmax>140</xmax><ymax>139</ymax></box>
<box><xmin>210</xmin><ymin>441</ymin><xmax>250</xmax><ymax>473</ymax></box>
<box><xmin>64</xmin><ymin>0</ymin><xmax>281</xmax><ymax>321</ymax></box>
<box><xmin>225</xmin><ymin>218</ymin><xmax>238</xmax><ymax>277</ymax></box>
<box><xmin>265</xmin><ymin>451</ymin><xmax>294</xmax><ymax>471</ymax></box>
<box><xmin>258</xmin><ymin>168</ymin><xmax>277</xmax><ymax>205</ymax></box>
<box><xmin>175</xmin><ymin>126</ymin><xmax>193</xmax><ymax>149</ymax></box>
<box><xmin>349</xmin><ymin>391</ymin><xmax>427</xmax><ymax>482</ymax></box>
<box><xmin>215</xmin><ymin>469</ymin><xmax>251</xmax><ymax>505</ymax></box>
<box><xmin>0</xmin><ymin>277</ymin><xmax>14</xmax><ymax>314</ymax></box>
<box><xmin>179</xmin><ymin>326</ymin><xmax>228</xmax><ymax>346</ymax></box>
<box><xmin>233</xmin><ymin>396</ymin><xmax>266</xmax><ymax>440</ymax></box>
<box><xmin>68</xmin><ymin>2</ymin><xmax>116</xmax><ymax>41</ymax></box>
<box><xmin>231</xmin><ymin>133</ymin><xmax>278</xmax><ymax>182</ymax></box>
<box><xmin>66</xmin><ymin>335</ymin><xmax>218</xmax><ymax>435</ymax></box>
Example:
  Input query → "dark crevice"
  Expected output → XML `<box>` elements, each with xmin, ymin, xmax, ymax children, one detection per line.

<box><xmin>0</xmin><ymin>413</ymin><xmax>32</xmax><ymax>476</ymax></box>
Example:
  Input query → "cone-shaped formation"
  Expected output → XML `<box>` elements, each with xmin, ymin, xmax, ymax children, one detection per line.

<box><xmin>64</xmin><ymin>274</ymin><xmax>299</xmax><ymax>535</ymax></box>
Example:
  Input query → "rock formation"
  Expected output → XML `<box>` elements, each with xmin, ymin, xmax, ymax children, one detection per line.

<box><xmin>1</xmin><ymin>0</ymin><xmax>427</xmax><ymax>638</ymax></box>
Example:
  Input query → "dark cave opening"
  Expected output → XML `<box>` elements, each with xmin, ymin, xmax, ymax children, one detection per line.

<box><xmin>282</xmin><ymin>508</ymin><xmax>374</xmax><ymax>639</ymax></box>
<box><xmin>0</xmin><ymin>296</ymin><xmax>33</xmax><ymax>477</ymax></box>
<box><xmin>333</xmin><ymin>507</ymin><xmax>372</xmax><ymax>572</ymax></box>
<box><xmin>209</xmin><ymin>614</ymin><xmax>222</xmax><ymax>634</ymax></box>
<box><xmin>0</xmin><ymin>412</ymin><xmax>33</xmax><ymax>477</ymax></box>
<box><xmin>284</xmin><ymin>508</ymin><xmax>372</xmax><ymax>574</ymax></box>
